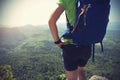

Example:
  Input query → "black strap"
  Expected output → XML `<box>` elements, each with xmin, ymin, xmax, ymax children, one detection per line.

<box><xmin>92</xmin><ymin>41</ymin><xmax>104</xmax><ymax>63</ymax></box>
<box><xmin>100</xmin><ymin>41</ymin><xmax>104</xmax><ymax>52</ymax></box>
<box><xmin>92</xmin><ymin>44</ymin><xmax>95</xmax><ymax>62</ymax></box>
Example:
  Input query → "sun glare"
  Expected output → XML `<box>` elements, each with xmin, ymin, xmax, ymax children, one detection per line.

<box><xmin>4</xmin><ymin>0</ymin><xmax>65</xmax><ymax>27</ymax></box>
<box><xmin>1</xmin><ymin>0</ymin><xmax>119</xmax><ymax>27</ymax></box>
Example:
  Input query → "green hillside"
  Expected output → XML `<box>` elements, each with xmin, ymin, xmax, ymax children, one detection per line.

<box><xmin>0</xmin><ymin>23</ymin><xmax>120</xmax><ymax>80</ymax></box>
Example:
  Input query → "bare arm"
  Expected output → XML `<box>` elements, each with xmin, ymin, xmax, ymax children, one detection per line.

<box><xmin>48</xmin><ymin>5</ymin><xmax>65</xmax><ymax>47</ymax></box>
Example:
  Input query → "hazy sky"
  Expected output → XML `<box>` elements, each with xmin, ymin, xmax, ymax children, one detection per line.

<box><xmin>0</xmin><ymin>0</ymin><xmax>120</xmax><ymax>27</ymax></box>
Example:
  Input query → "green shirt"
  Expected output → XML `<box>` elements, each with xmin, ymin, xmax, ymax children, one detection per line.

<box><xmin>58</xmin><ymin>0</ymin><xmax>76</xmax><ymax>44</ymax></box>
<box><xmin>58</xmin><ymin>0</ymin><xmax>76</xmax><ymax>26</ymax></box>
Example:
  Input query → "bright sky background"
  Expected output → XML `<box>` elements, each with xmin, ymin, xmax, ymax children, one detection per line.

<box><xmin>0</xmin><ymin>0</ymin><xmax>66</xmax><ymax>27</ymax></box>
<box><xmin>0</xmin><ymin>0</ymin><xmax>120</xmax><ymax>27</ymax></box>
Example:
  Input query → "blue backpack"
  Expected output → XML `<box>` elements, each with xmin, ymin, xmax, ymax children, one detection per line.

<box><xmin>62</xmin><ymin>0</ymin><xmax>111</xmax><ymax>62</ymax></box>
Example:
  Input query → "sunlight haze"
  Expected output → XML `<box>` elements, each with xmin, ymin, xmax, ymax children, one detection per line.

<box><xmin>0</xmin><ymin>0</ymin><xmax>65</xmax><ymax>27</ymax></box>
<box><xmin>0</xmin><ymin>0</ymin><xmax>119</xmax><ymax>27</ymax></box>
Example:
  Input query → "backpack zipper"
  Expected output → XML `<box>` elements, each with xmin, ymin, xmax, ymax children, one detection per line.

<box><xmin>71</xmin><ymin>4</ymin><xmax>91</xmax><ymax>33</ymax></box>
<box><xmin>84</xmin><ymin>4</ymin><xmax>91</xmax><ymax>26</ymax></box>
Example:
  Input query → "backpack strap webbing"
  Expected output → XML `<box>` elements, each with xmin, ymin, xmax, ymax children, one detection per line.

<box><xmin>92</xmin><ymin>43</ymin><xmax>95</xmax><ymax>62</ymax></box>
<box><xmin>100</xmin><ymin>41</ymin><xmax>104</xmax><ymax>52</ymax></box>
<box><xmin>92</xmin><ymin>41</ymin><xmax>104</xmax><ymax>63</ymax></box>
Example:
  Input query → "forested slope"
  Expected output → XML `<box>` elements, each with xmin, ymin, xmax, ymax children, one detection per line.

<box><xmin>0</xmin><ymin>23</ymin><xmax>120</xmax><ymax>80</ymax></box>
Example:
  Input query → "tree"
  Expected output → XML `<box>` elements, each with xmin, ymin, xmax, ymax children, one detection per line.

<box><xmin>0</xmin><ymin>65</ymin><xmax>16</xmax><ymax>80</ymax></box>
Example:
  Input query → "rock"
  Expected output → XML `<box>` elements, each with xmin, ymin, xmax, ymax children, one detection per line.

<box><xmin>89</xmin><ymin>75</ymin><xmax>109</xmax><ymax>80</ymax></box>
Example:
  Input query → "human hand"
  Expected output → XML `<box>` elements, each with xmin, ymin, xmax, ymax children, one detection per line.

<box><xmin>56</xmin><ymin>42</ymin><xmax>68</xmax><ymax>49</ymax></box>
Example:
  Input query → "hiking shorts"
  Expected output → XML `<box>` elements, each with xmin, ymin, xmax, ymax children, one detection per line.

<box><xmin>61</xmin><ymin>44</ymin><xmax>91</xmax><ymax>71</ymax></box>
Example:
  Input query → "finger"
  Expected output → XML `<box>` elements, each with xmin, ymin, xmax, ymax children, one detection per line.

<box><xmin>62</xmin><ymin>42</ymin><xmax>68</xmax><ymax>45</ymax></box>
<box><xmin>57</xmin><ymin>43</ymin><xmax>63</xmax><ymax>48</ymax></box>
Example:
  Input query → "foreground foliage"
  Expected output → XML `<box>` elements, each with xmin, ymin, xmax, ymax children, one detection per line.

<box><xmin>0</xmin><ymin>65</ymin><xmax>16</xmax><ymax>80</ymax></box>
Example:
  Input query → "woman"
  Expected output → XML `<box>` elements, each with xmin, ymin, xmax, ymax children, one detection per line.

<box><xmin>48</xmin><ymin>0</ymin><xmax>91</xmax><ymax>80</ymax></box>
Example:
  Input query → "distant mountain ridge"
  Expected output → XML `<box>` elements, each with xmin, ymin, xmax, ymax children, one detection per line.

<box><xmin>0</xmin><ymin>24</ymin><xmax>56</xmax><ymax>53</ymax></box>
<box><xmin>107</xmin><ymin>22</ymin><xmax>120</xmax><ymax>30</ymax></box>
<box><xmin>0</xmin><ymin>22</ymin><xmax>120</xmax><ymax>52</ymax></box>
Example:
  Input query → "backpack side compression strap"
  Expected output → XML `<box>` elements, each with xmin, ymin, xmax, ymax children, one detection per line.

<box><xmin>92</xmin><ymin>41</ymin><xmax>104</xmax><ymax>62</ymax></box>
<box><xmin>92</xmin><ymin>44</ymin><xmax>95</xmax><ymax>62</ymax></box>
